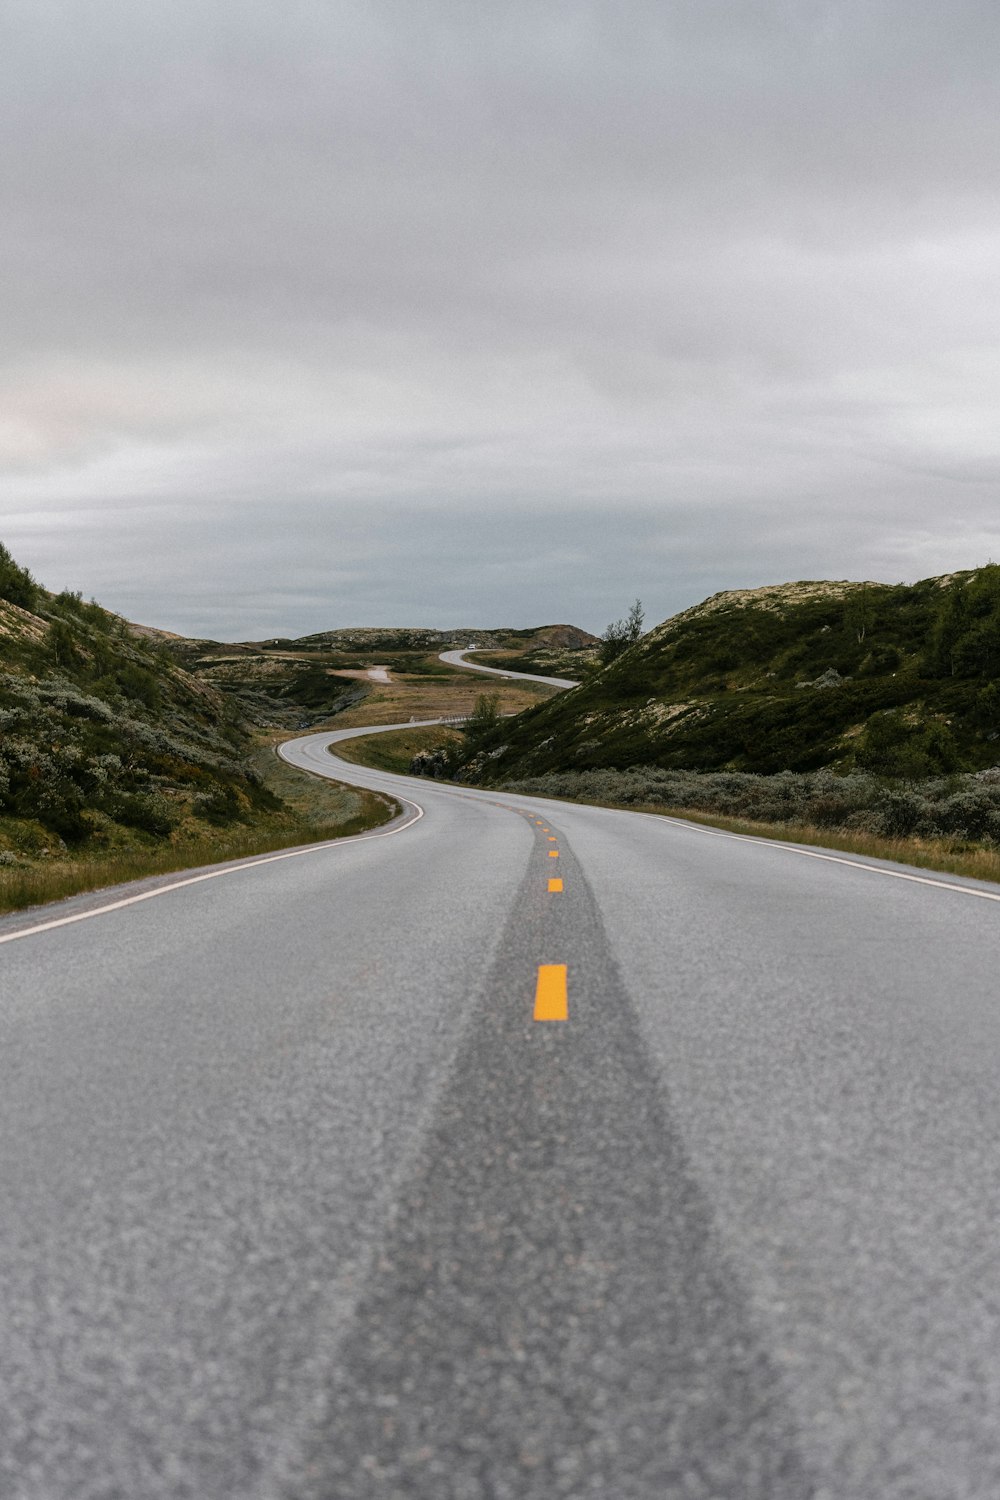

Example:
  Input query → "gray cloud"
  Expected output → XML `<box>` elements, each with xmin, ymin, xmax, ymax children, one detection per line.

<box><xmin>2</xmin><ymin>1</ymin><xmax>1000</xmax><ymax>636</ymax></box>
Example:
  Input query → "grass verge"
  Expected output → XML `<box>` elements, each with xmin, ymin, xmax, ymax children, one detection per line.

<box><xmin>640</xmin><ymin>804</ymin><xmax>1000</xmax><ymax>884</ymax></box>
<box><xmin>316</xmin><ymin>714</ymin><xmax>1000</xmax><ymax>876</ymax></box>
<box><xmin>503</xmin><ymin>788</ymin><xmax>1000</xmax><ymax>886</ymax></box>
<box><xmin>336</xmin><ymin>727</ymin><xmax>1000</xmax><ymax>883</ymax></box>
<box><xmin>332</xmin><ymin>725</ymin><xmax>462</xmax><ymax>775</ymax></box>
<box><xmin>0</xmin><ymin>739</ymin><xmax>398</xmax><ymax>916</ymax></box>
<box><xmin>337</xmin><ymin>726</ymin><xmax>1000</xmax><ymax>883</ymax></box>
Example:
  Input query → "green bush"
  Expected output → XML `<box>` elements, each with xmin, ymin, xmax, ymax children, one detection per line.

<box><xmin>107</xmin><ymin>792</ymin><xmax>177</xmax><ymax>836</ymax></box>
<box><xmin>0</xmin><ymin>543</ymin><xmax>38</xmax><ymax>609</ymax></box>
<box><xmin>494</xmin><ymin>764</ymin><xmax>1000</xmax><ymax>845</ymax></box>
<box><xmin>195</xmin><ymin>784</ymin><xmax>245</xmax><ymax>825</ymax></box>
<box><xmin>856</xmin><ymin>711</ymin><xmax>959</xmax><ymax>778</ymax></box>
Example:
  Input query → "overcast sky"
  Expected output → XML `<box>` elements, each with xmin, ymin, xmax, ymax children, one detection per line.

<box><xmin>2</xmin><ymin>1</ymin><xmax>999</xmax><ymax>638</ymax></box>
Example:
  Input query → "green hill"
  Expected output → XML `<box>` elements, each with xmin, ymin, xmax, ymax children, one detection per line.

<box><xmin>0</xmin><ymin>547</ymin><xmax>288</xmax><ymax>853</ymax></box>
<box><xmin>0</xmin><ymin>545</ymin><xmax>386</xmax><ymax>894</ymax></box>
<box><xmin>458</xmin><ymin>570</ymin><xmax>1000</xmax><ymax>783</ymax></box>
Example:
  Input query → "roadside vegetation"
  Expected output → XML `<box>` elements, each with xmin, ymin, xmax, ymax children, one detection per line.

<box><xmin>0</xmin><ymin>541</ymin><xmax>592</xmax><ymax>913</ymax></box>
<box><xmin>0</xmin><ymin>773</ymin><xmax>393</xmax><ymax>914</ymax></box>
<box><xmin>500</xmin><ymin>779</ymin><xmax>1000</xmax><ymax>886</ymax></box>
<box><xmin>492</xmin><ymin>765</ymin><xmax>1000</xmax><ymax>880</ymax></box>
<box><xmin>400</xmin><ymin>570</ymin><xmax>1000</xmax><ymax>885</ymax></box>
<box><xmin>494</xmin><ymin>764</ymin><xmax>1000</xmax><ymax>842</ymax></box>
<box><xmin>333</xmin><ymin>724</ymin><xmax>463</xmax><ymax>776</ymax></box>
<box><xmin>0</xmin><ymin>545</ymin><xmax>395</xmax><ymax>913</ymax></box>
<box><xmin>440</xmin><ymin>569</ymin><xmax>1000</xmax><ymax>783</ymax></box>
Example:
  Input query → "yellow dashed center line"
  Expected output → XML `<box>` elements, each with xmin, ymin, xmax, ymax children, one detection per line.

<box><xmin>548</xmin><ymin>849</ymin><xmax>559</xmax><ymax>858</ymax></box>
<box><xmin>548</xmin><ymin>878</ymin><xmax>563</xmax><ymax>892</ymax></box>
<box><xmin>534</xmin><ymin>964</ymin><xmax>568</xmax><ymax>1021</ymax></box>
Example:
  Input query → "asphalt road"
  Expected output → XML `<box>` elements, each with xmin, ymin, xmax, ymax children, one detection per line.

<box><xmin>438</xmin><ymin>646</ymin><xmax>580</xmax><ymax>687</ymax></box>
<box><xmin>3</xmin><ymin>720</ymin><xmax>1000</xmax><ymax>1495</ymax></box>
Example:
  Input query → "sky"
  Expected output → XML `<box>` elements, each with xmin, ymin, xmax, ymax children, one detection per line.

<box><xmin>2</xmin><ymin>0</ymin><xmax>999</xmax><ymax>640</ymax></box>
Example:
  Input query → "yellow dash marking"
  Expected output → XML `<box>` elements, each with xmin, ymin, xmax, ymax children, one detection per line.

<box><xmin>548</xmin><ymin>878</ymin><xmax>563</xmax><ymax>892</ymax></box>
<box><xmin>534</xmin><ymin>964</ymin><xmax>568</xmax><ymax>1021</ymax></box>
<box><xmin>548</xmin><ymin>850</ymin><xmax>559</xmax><ymax>858</ymax></box>
<box><xmin>547</xmin><ymin>836</ymin><xmax>557</xmax><ymax>842</ymax></box>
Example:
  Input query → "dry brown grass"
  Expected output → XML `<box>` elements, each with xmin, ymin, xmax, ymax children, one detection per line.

<box><xmin>331</xmin><ymin>671</ymin><xmax>554</xmax><ymax>727</ymax></box>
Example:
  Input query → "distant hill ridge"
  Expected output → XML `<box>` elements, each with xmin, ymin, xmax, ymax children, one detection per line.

<box><xmin>155</xmin><ymin>622</ymin><xmax>597</xmax><ymax>726</ymax></box>
<box><xmin>458</xmin><ymin>567</ymin><xmax>1000</xmax><ymax>781</ymax></box>
<box><xmin>136</xmin><ymin>623</ymin><xmax>596</xmax><ymax>652</ymax></box>
<box><xmin>250</xmin><ymin>623</ymin><xmax>596</xmax><ymax>652</ymax></box>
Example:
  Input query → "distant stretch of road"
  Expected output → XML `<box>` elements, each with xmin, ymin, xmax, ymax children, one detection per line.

<box><xmin>439</xmin><ymin>645</ymin><xmax>579</xmax><ymax>687</ymax></box>
<box><xmin>3</xmin><ymin>673</ymin><xmax>1000</xmax><ymax>1495</ymax></box>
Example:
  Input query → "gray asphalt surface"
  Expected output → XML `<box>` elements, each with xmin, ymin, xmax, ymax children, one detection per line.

<box><xmin>3</xmin><ymin>717</ymin><xmax>1000</xmax><ymax>1496</ymax></box>
<box><xmin>438</xmin><ymin>646</ymin><xmax>580</xmax><ymax>687</ymax></box>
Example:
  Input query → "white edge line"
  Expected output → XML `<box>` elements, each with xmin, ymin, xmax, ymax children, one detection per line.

<box><xmin>0</xmin><ymin>798</ymin><xmax>425</xmax><ymax>948</ymax></box>
<box><xmin>644</xmin><ymin>809</ymin><xmax>1000</xmax><ymax>903</ymax></box>
<box><xmin>294</xmin><ymin>728</ymin><xmax>1000</xmax><ymax>908</ymax></box>
<box><xmin>16</xmin><ymin>707</ymin><xmax>994</xmax><ymax>945</ymax></box>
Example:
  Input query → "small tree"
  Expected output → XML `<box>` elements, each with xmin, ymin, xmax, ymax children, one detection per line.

<box><xmin>0</xmin><ymin>543</ymin><xmax>38</xmax><ymax>610</ymax></box>
<box><xmin>844</xmin><ymin>586</ymin><xmax>874</xmax><ymax>645</ymax></box>
<box><xmin>465</xmin><ymin>692</ymin><xmax>502</xmax><ymax>740</ymax></box>
<box><xmin>599</xmin><ymin>598</ymin><xmax>645</xmax><ymax>666</ymax></box>
<box><xmin>49</xmin><ymin>619</ymin><xmax>81</xmax><ymax>671</ymax></box>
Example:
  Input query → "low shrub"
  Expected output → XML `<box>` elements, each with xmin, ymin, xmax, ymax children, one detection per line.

<box><xmin>107</xmin><ymin>792</ymin><xmax>178</xmax><ymax>837</ymax></box>
<box><xmin>494</xmin><ymin>765</ymin><xmax>1000</xmax><ymax>845</ymax></box>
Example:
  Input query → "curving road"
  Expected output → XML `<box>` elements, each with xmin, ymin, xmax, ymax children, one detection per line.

<box><xmin>439</xmin><ymin>645</ymin><xmax>579</xmax><ymax>687</ymax></box>
<box><xmin>3</xmin><ymin>699</ymin><xmax>1000</xmax><ymax>1494</ymax></box>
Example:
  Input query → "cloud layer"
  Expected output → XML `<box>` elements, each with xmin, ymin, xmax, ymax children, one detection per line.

<box><xmin>3</xmin><ymin>1</ymin><xmax>999</xmax><ymax>635</ymax></box>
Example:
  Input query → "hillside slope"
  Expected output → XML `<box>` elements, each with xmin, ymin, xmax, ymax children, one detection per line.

<box><xmin>0</xmin><ymin>547</ymin><xmax>292</xmax><ymax>860</ymax></box>
<box><xmin>461</xmin><ymin>570</ymin><xmax>1000</xmax><ymax>781</ymax></box>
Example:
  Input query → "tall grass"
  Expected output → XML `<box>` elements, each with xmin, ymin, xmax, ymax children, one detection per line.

<box><xmin>0</xmin><ymin>802</ymin><xmax>396</xmax><ymax>915</ymax></box>
<box><xmin>0</xmin><ymin>742</ymin><xmax>398</xmax><ymax>916</ymax></box>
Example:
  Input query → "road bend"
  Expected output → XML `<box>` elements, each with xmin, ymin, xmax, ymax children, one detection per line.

<box><xmin>2</xmin><ymin>717</ymin><xmax>1000</xmax><ymax>1496</ymax></box>
<box><xmin>438</xmin><ymin>646</ymin><xmax>580</xmax><ymax>688</ymax></box>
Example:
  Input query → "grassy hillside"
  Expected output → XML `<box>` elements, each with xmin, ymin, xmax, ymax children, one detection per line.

<box><xmin>0</xmin><ymin>545</ymin><xmax>392</xmax><ymax>908</ymax></box>
<box><xmin>455</xmin><ymin>570</ymin><xmax>1000</xmax><ymax>783</ymax></box>
<box><xmin>159</xmin><ymin>637</ymin><xmax>371</xmax><ymax>728</ymax></box>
